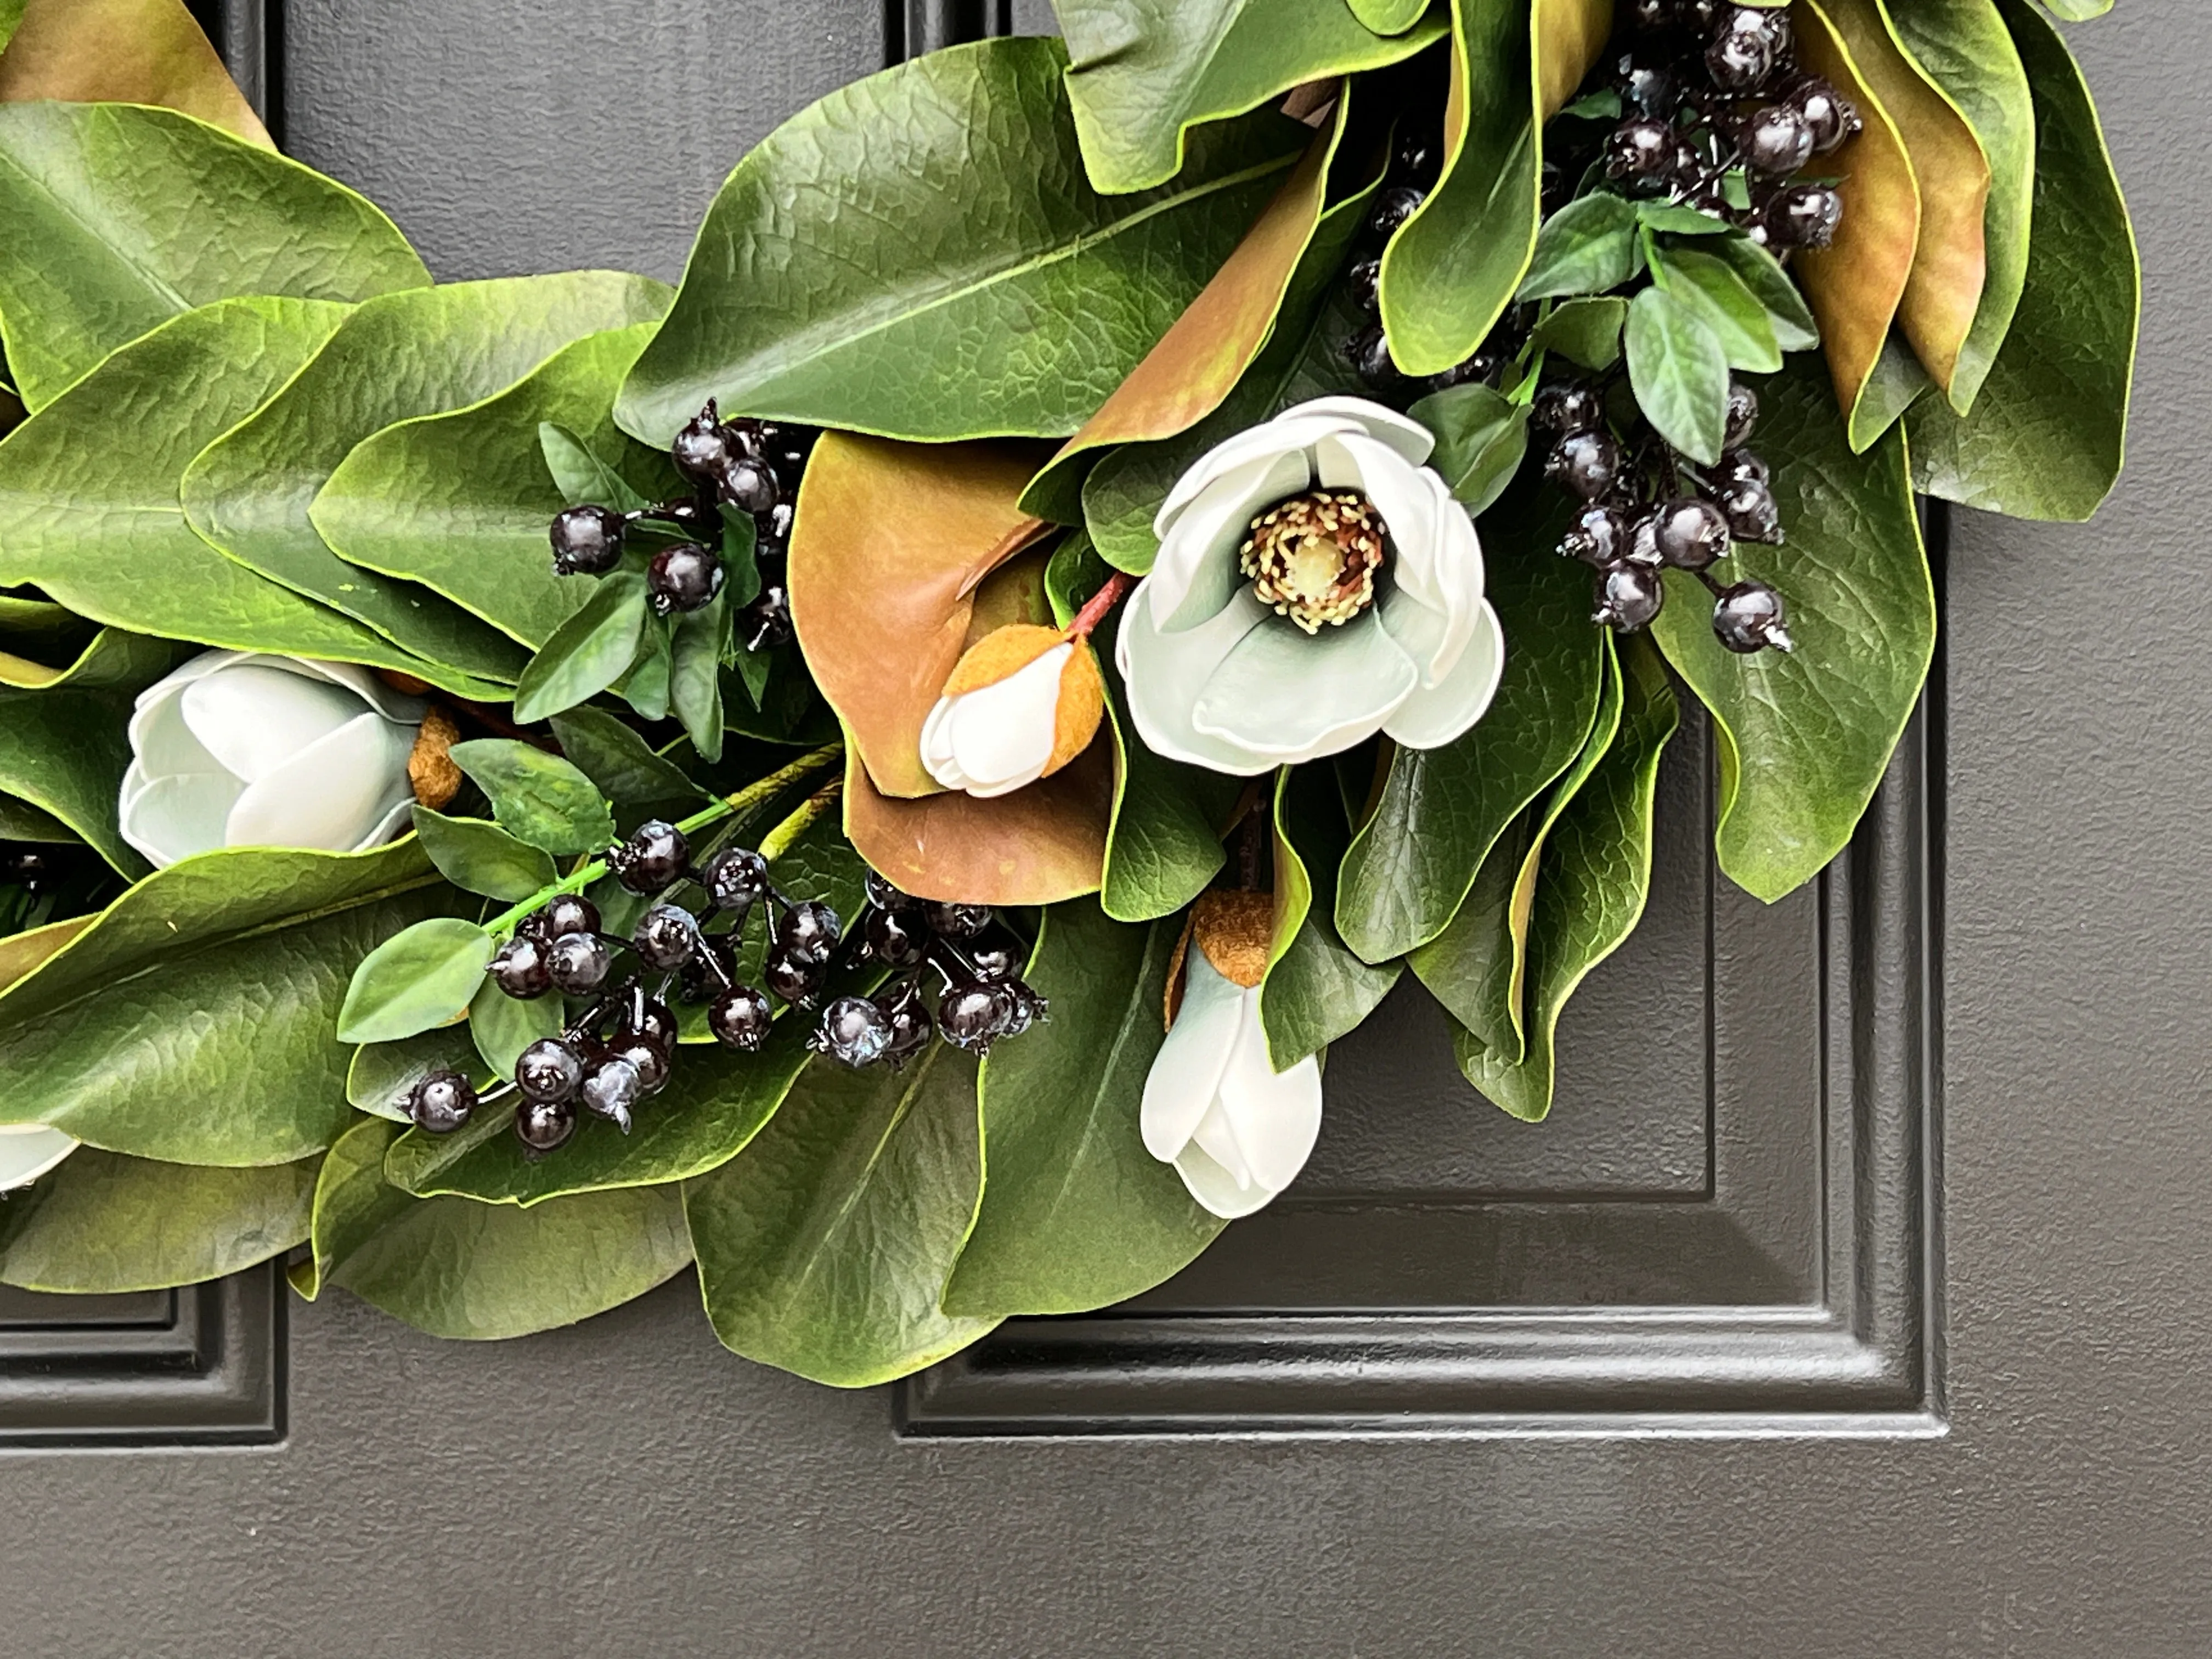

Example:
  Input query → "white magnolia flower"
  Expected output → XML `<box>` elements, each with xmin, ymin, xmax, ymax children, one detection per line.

<box><xmin>1118</xmin><ymin>395</ymin><xmax>1505</xmax><ymax>776</ymax></box>
<box><xmin>120</xmin><ymin>651</ymin><xmax>427</xmax><ymax>868</ymax></box>
<box><xmin>0</xmin><ymin>1124</ymin><xmax>76</xmax><ymax>1190</ymax></box>
<box><xmin>919</xmin><ymin>623</ymin><xmax>1105</xmax><ymax>798</ymax></box>
<box><xmin>1141</xmin><ymin>943</ymin><xmax>1323</xmax><ymax>1220</ymax></box>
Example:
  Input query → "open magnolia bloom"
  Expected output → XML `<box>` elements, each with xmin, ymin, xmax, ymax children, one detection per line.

<box><xmin>919</xmin><ymin>623</ymin><xmax>1106</xmax><ymax>799</ymax></box>
<box><xmin>1141</xmin><ymin>894</ymin><xmax>1323</xmax><ymax>1218</ymax></box>
<box><xmin>1119</xmin><ymin>396</ymin><xmax>1505</xmax><ymax>776</ymax></box>
<box><xmin>120</xmin><ymin>651</ymin><xmax>427</xmax><ymax>869</ymax></box>
<box><xmin>0</xmin><ymin>1124</ymin><xmax>77</xmax><ymax>1191</ymax></box>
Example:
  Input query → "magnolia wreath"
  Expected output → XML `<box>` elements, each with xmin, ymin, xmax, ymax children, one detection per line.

<box><xmin>0</xmin><ymin>0</ymin><xmax>2135</xmax><ymax>1384</ymax></box>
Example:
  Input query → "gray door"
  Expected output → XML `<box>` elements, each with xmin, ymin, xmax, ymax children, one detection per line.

<box><xmin>0</xmin><ymin>1</ymin><xmax>2197</xmax><ymax>1652</ymax></box>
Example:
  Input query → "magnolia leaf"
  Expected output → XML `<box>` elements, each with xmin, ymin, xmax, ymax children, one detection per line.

<box><xmin>467</xmin><ymin>975</ymin><xmax>562</xmax><ymax>1081</ymax></box>
<box><xmin>447</xmin><ymin>738</ymin><xmax>615</xmax><ymax>856</ymax></box>
<box><xmin>1457</xmin><ymin>633</ymin><xmax>1678</xmax><ymax>1121</ymax></box>
<box><xmin>1023</xmin><ymin>105</ymin><xmax>1344</xmax><ymax>522</ymax></box>
<box><xmin>1526</xmin><ymin>294</ymin><xmax>1629</xmax><ymax>369</ymax></box>
<box><xmin>184</xmin><ymin>270</ymin><xmax>668</xmax><ymax>683</ymax></box>
<box><xmin>685</xmin><ymin>1042</ymin><xmax>996</xmax><ymax>1387</ymax></box>
<box><xmin>0</xmin><ymin>0</ymin><xmax>270</xmax><ymax>147</ymax></box>
<box><xmin>510</xmin><ymin>571</ymin><xmax>651</xmax><ymax>725</ymax></box>
<box><xmin>1650</xmin><ymin>242</ymin><xmax>1782</xmax><ymax>373</ymax></box>
<box><xmin>0</xmin><ymin>673</ymin><xmax>160</xmax><ymax>876</ymax></box>
<box><xmin>0</xmin><ymin>1148</ymin><xmax>315</xmax><ymax>1294</ymax></box>
<box><xmin>337</xmin><ymin>916</ymin><xmax>494</xmax><ymax>1045</ymax></box>
<box><xmin>1649</xmin><ymin>356</ymin><xmax>1932</xmax><ymax>901</ymax></box>
<box><xmin>1347</xmin><ymin>0</ymin><xmax>1432</xmax><ymax>30</ymax></box>
<box><xmin>617</xmin><ymin>39</ymin><xmax>1311</xmax><ymax>445</ymax></box>
<box><xmin>289</xmin><ymin>1116</ymin><xmax>410</xmax><ymax>1300</ymax></box>
<box><xmin>1795</xmin><ymin>0</ymin><xmax>1925</xmax><ymax>450</ymax></box>
<box><xmin>842</xmin><ymin>743</ymin><xmax>1112</xmax><ymax>908</ymax></box>
<box><xmin>1054</xmin><ymin>0</ymin><xmax>1441</xmax><ymax>196</ymax></box>
<box><xmin>1263</xmin><ymin>762</ymin><xmax>1402</xmax><ymax>1068</ymax></box>
<box><xmin>1517</xmin><ymin>192</ymin><xmax>1641</xmax><ymax>302</ymax></box>
<box><xmin>1410</xmin><ymin>380</ymin><xmax>1532</xmax><ymax>513</ymax></box>
<box><xmin>410</xmin><ymin>806</ymin><xmax>558</xmax><ymax>902</ymax></box>
<box><xmin>549</xmin><ymin>708</ymin><xmax>707</xmax><ymax>811</ymax></box>
<box><xmin>945</xmin><ymin>903</ymin><xmax>1224</xmax><ymax>1316</ymax></box>
<box><xmin>0</xmin><ymin>914</ymin><xmax>88</xmax><ymax>994</ymax></box>
<box><xmin>538</xmin><ymin>419</ymin><xmax>651</xmax><ymax>515</ymax></box>
<box><xmin>1906</xmin><ymin>0</ymin><xmax>2138</xmax><ymax>521</ymax></box>
<box><xmin>315</xmin><ymin>323</ymin><xmax>677</xmax><ymax>652</ymax></box>
<box><xmin>1816</xmin><ymin>0</ymin><xmax>1992</xmax><ymax>401</ymax></box>
<box><xmin>0</xmin><ymin>841</ymin><xmax>458</xmax><ymax>1164</ymax></box>
<box><xmin>346</xmin><ymin>1025</ymin><xmax>487</xmax><ymax>1124</ymax></box>
<box><xmin>0</xmin><ymin>101</ymin><xmax>426</xmax><ymax>410</ymax></box>
<box><xmin>1379</xmin><ymin>0</ymin><xmax>1613</xmax><ymax>375</ymax></box>
<box><xmin>670</xmin><ymin>589</ymin><xmax>729</xmax><ymax>763</ymax></box>
<box><xmin>621</xmin><ymin>621</ymin><xmax>673</xmax><ymax>723</ymax></box>
<box><xmin>0</xmin><ymin>297</ymin><xmax>501</xmax><ymax>696</ymax></box>
<box><xmin>1625</xmin><ymin>284</ymin><xmax>1731</xmax><ymax>464</ymax></box>
<box><xmin>1336</xmin><ymin>486</ymin><xmax>1605</xmax><ymax>961</ymax></box>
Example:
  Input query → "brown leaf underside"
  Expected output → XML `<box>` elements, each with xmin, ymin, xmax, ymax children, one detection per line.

<box><xmin>840</xmin><ymin>743</ymin><xmax>1111</xmax><ymax>906</ymax></box>
<box><xmin>0</xmin><ymin>0</ymin><xmax>273</xmax><ymax>146</ymax></box>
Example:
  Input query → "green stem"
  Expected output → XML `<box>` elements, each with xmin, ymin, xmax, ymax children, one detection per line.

<box><xmin>486</xmin><ymin>743</ymin><xmax>842</xmax><ymax>936</ymax></box>
<box><xmin>758</xmin><ymin>781</ymin><xmax>843</xmax><ymax>862</ymax></box>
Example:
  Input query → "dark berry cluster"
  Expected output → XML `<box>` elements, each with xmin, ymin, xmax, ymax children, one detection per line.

<box><xmin>817</xmin><ymin>871</ymin><xmax>1048</xmax><ymax>1068</ymax></box>
<box><xmin>1539</xmin><ymin>375</ymin><xmax>1790</xmax><ymax>652</ymax></box>
<box><xmin>547</xmin><ymin>399</ymin><xmax>805</xmax><ymax>647</ymax></box>
<box><xmin>1599</xmin><ymin>2</ymin><xmax>1859</xmax><ymax>248</ymax></box>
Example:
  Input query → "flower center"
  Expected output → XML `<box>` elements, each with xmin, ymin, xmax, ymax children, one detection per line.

<box><xmin>1238</xmin><ymin>489</ymin><xmax>1389</xmax><ymax>635</ymax></box>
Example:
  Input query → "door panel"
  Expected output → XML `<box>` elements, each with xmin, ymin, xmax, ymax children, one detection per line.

<box><xmin>0</xmin><ymin>3</ymin><xmax>2203</xmax><ymax>1654</ymax></box>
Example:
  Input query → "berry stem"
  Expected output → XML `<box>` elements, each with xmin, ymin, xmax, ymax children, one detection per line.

<box><xmin>1068</xmin><ymin>571</ymin><xmax>1136</xmax><ymax>639</ymax></box>
<box><xmin>758</xmin><ymin>781</ymin><xmax>843</xmax><ymax>862</ymax></box>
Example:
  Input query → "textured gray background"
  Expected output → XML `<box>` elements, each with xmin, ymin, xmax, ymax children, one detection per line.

<box><xmin>2</xmin><ymin>1</ymin><xmax>2203</xmax><ymax>1653</ymax></box>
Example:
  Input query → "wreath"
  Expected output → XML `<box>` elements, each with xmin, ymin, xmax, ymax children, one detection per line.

<box><xmin>0</xmin><ymin>0</ymin><xmax>2135</xmax><ymax>1385</ymax></box>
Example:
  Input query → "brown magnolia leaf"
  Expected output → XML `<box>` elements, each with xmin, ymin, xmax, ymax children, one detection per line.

<box><xmin>0</xmin><ymin>0</ymin><xmax>272</xmax><ymax>148</ymax></box>
<box><xmin>1020</xmin><ymin>108</ymin><xmax>1342</xmax><ymax>521</ymax></box>
<box><xmin>839</xmin><ymin>743</ymin><xmax>1111</xmax><ymax>907</ymax></box>
<box><xmin>0</xmin><ymin>915</ymin><xmax>90</xmax><ymax>995</ymax></box>
<box><xmin>1814</xmin><ymin>0</ymin><xmax>1990</xmax><ymax>399</ymax></box>
<box><xmin>1538</xmin><ymin>0</ymin><xmax>1616</xmax><ymax>121</ymax></box>
<box><xmin>1794</xmin><ymin>0</ymin><xmax>1923</xmax><ymax>449</ymax></box>
<box><xmin>788</xmin><ymin>432</ymin><xmax>1054</xmax><ymax>800</ymax></box>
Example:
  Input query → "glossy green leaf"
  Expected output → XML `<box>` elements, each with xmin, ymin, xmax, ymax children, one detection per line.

<box><xmin>1263</xmin><ymin>763</ymin><xmax>1402</xmax><ymax>1068</ymax></box>
<box><xmin>622</xmin><ymin>622</ymin><xmax>672</xmax><ymax>723</ymax></box>
<box><xmin>669</xmin><ymin>589</ymin><xmax>729</xmax><ymax>763</ymax></box>
<box><xmin>0</xmin><ymin>841</ymin><xmax>456</xmax><ymax>1163</ymax></box>
<box><xmin>410</xmin><ymin>806</ymin><xmax>558</xmax><ymax>903</ymax></box>
<box><xmin>1518</xmin><ymin>192</ymin><xmax>1640</xmax><ymax>302</ymax></box>
<box><xmin>184</xmin><ymin>271</ymin><xmax>668</xmax><ymax>683</ymax></box>
<box><xmin>289</xmin><ymin>1115</ymin><xmax>410</xmax><ymax>1299</ymax></box>
<box><xmin>0</xmin><ymin>683</ymin><xmax>142</xmax><ymax>874</ymax></box>
<box><xmin>1707</xmin><ymin>234</ymin><xmax>1821</xmax><ymax>353</ymax></box>
<box><xmin>549</xmin><ymin>708</ymin><xmax>706</xmax><ymax>810</ymax></box>
<box><xmin>1457</xmin><ymin>633</ymin><xmax>1678</xmax><ymax>1120</ymax></box>
<box><xmin>1650</xmin><ymin>356</ymin><xmax>1933</xmax><ymax>902</ymax></box>
<box><xmin>1408</xmin><ymin>380</ymin><xmax>1531</xmax><ymax>513</ymax></box>
<box><xmin>1055</xmin><ymin>0</ymin><xmax>1442</xmax><ymax>195</ymax></box>
<box><xmin>1346</xmin><ymin>0</ymin><xmax>1430</xmax><ymax>27</ymax></box>
<box><xmin>1527</xmin><ymin>294</ymin><xmax>1628</xmax><ymax>369</ymax></box>
<box><xmin>539</xmin><ymin>419</ymin><xmax>651</xmax><ymax>514</ymax></box>
<box><xmin>1651</xmin><ymin>242</ymin><xmax>1782</xmax><ymax>373</ymax></box>
<box><xmin>616</xmin><ymin>39</ymin><xmax>1310</xmax><ymax>446</ymax></box>
<box><xmin>0</xmin><ymin>101</ymin><xmax>428</xmax><ymax>409</ymax></box>
<box><xmin>346</xmin><ymin>1024</ymin><xmax>487</xmax><ymax>1124</ymax></box>
<box><xmin>467</xmin><ymin>974</ymin><xmax>562</xmax><ymax>1080</ymax></box>
<box><xmin>0</xmin><ymin>297</ymin><xmax>501</xmax><ymax>697</ymax></box>
<box><xmin>314</xmin><ymin>324</ymin><xmax>676</xmax><ymax>652</ymax></box>
<box><xmin>1335</xmin><ymin>489</ymin><xmax>1605</xmax><ymax>961</ymax></box>
<box><xmin>2040</xmin><ymin>0</ymin><xmax>2110</xmax><ymax>16</ymax></box>
<box><xmin>1634</xmin><ymin>201</ymin><xmax>1734</xmax><ymax>236</ymax></box>
<box><xmin>685</xmin><ymin>1042</ymin><xmax>995</xmax><ymax>1386</ymax></box>
<box><xmin>447</xmin><ymin>739</ymin><xmax>614</xmax><ymax>857</ymax></box>
<box><xmin>1625</xmin><ymin>284</ymin><xmax>1731</xmax><ymax>464</ymax></box>
<box><xmin>336</xmin><ymin>916</ymin><xmax>493</xmax><ymax>1044</ymax></box>
<box><xmin>1906</xmin><ymin>0</ymin><xmax>2138</xmax><ymax>520</ymax></box>
<box><xmin>945</xmin><ymin>902</ymin><xmax>1223</xmax><ymax>1317</ymax></box>
<box><xmin>0</xmin><ymin>1147</ymin><xmax>316</xmax><ymax>1293</ymax></box>
<box><xmin>510</xmin><ymin>572</ymin><xmax>651</xmax><ymax>725</ymax></box>
<box><xmin>329</xmin><ymin>1177</ymin><xmax>693</xmax><ymax>1341</ymax></box>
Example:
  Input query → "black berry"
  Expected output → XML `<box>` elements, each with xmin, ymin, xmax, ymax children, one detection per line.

<box><xmin>1616</xmin><ymin>57</ymin><xmax>1680</xmax><ymax>118</ymax></box>
<box><xmin>1346</xmin><ymin>326</ymin><xmax>1406</xmax><ymax>393</ymax></box>
<box><xmin>774</xmin><ymin>900</ymin><xmax>842</xmax><ymax>966</ymax></box>
<box><xmin>1718</xmin><ymin>447</ymin><xmax>1769</xmax><ymax>487</ymax></box>
<box><xmin>631</xmin><ymin>903</ymin><xmax>699</xmax><ymax>972</ymax></box>
<box><xmin>1545</xmin><ymin>429</ymin><xmax>1625</xmax><ymax>501</ymax></box>
<box><xmin>708</xmin><ymin>984</ymin><xmax>774</xmax><ymax>1051</ymax></box>
<box><xmin>1764</xmin><ymin>183</ymin><xmax>1843</xmax><ymax>249</ymax></box>
<box><xmin>811</xmin><ymin>996</ymin><xmax>892</xmax><ymax>1067</ymax></box>
<box><xmin>922</xmin><ymin>901</ymin><xmax>991</xmax><ymax>940</ymax></box>
<box><xmin>1740</xmin><ymin>104</ymin><xmax>1814</xmax><ymax>177</ymax></box>
<box><xmin>1724</xmin><ymin>381</ymin><xmax>1759</xmax><ymax>447</ymax></box>
<box><xmin>1594</xmin><ymin>565</ymin><xmax>1667</xmax><ymax>631</ymax></box>
<box><xmin>1706</xmin><ymin>13</ymin><xmax>1777</xmax><ymax>93</ymax></box>
<box><xmin>516</xmin><ymin>1037</ymin><xmax>585</xmax><ymax>1104</ymax></box>
<box><xmin>623</xmin><ymin>996</ymin><xmax>679</xmax><ymax>1051</ymax></box>
<box><xmin>861</xmin><ymin>906</ymin><xmax>929</xmax><ymax>968</ymax></box>
<box><xmin>864</xmin><ymin>870</ymin><xmax>915</xmax><ymax>911</ymax></box>
<box><xmin>520</xmin><ymin>894</ymin><xmax>599</xmax><ymax>944</ymax></box>
<box><xmin>514</xmin><ymin>1097</ymin><xmax>577</xmax><ymax>1153</ymax></box>
<box><xmin>647</xmin><ymin>542</ymin><xmax>724</xmax><ymax>616</ymax></box>
<box><xmin>763</xmin><ymin>949</ymin><xmax>825</xmax><ymax>1006</ymax></box>
<box><xmin>580</xmin><ymin>1055</ymin><xmax>642</xmax><ymax>1130</ymax></box>
<box><xmin>1711</xmin><ymin>579</ymin><xmax>1792</xmax><ymax>652</ymax></box>
<box><xmin>612</xmin><ymin>821</ymin><xmax>689</xmax><ymax>895</ymax></box>
<box><xmin>488</xmin><ymin>935</ymin><xmax>553</xmax><ymax>1000</ymax></box>
<box><xmin>1652</xmin><ymin>497</ymin><xmax>1732</xmax><ymax>571</ymax></box>
<box><xmin>1788</xmin><ymin>76</ymin><xmax>1861</xmax><ymax>154</ymax></box>
<box><xmin>545</xmin><ymin>930</ymin><xmax>612</xmax><ymax>995</ymax></box>
<box><xmin>604</xmin><ymin>1032</ymin><xmax>670</xmax><ymax>1096</ymax></box>
<box><xmin>1532</xmin><ymin>381</ymin><xmax>1605</xmax><ymax>435</ymax></box>
<box><xmin>1560</xmin><ymin>504</ymin><xmax>1630</xmax><ymax>568</ymax></box>
<box><xmin>737</xmin><ymin>585</ymin><xmax>793</xmax><ymax>653</ymax></box>
<box><xmin>549</xmin><ymin>505</ymin><xmax>625</xmax><ymax>577</ymax></box>
<box><xmin>718</xmin><ymin>456</ymin><xmax>781</xmax><ymax>517</ymax></box>
<box><xmin>407</xmin><ymin>1069</ymin><xmax>477</xmax><ymax>1135</ymax></box>
<box><xmin>1606</xmin><ymin>117</ymin><xmax>1677</xmax><ymax>187</ymax></box>
<box><xmin>1366</xmin><ymin>185</ymin><xmax>1425</xmax><ymax>241</ymax></box>
<box><xmin>1717</xmin><ymin>476</ymin><xmax>1782</xmax><ymax>543</ymax></box>
<box><xmin>704</xmin><ymin>847</ymin><xmax>769</xmax><ymax>911</ymax></box>
<box><xmin>969</xmin><ymin>945</ymin><xmax>1017</xmax><ymax>983</ymax></box>
<box><xmin>878</xmin><ymin>986</ymin><xmax>933</xmax><ymax>1067</ymax></box>
<box><xmin>672</xmin><ymin>404</ymin><xmax>738</xmax><ymax>485</ymax></box>
<box><xmin>938</xmin><ymin>980</ymin><xmax>1003</xmax><ymax>1053</ymax></box>
<box><xmin>1346</xmin><ymin>255</ymin><xmax>1382</xmax><ymax>318</ymax></box>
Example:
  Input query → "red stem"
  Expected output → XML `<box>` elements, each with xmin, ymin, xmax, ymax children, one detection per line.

<box><xmin>1069</xmin><ymin>570</ymin><xmax>1136</xmax><ymax>639</ymax></box>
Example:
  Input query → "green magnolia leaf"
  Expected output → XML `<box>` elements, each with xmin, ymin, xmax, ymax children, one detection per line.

<box><xmin>447</xmin><ymin>738</ymin><xmax>615</xmax><ymax>856</ymax></box>
<box><xmin>2039</xmin><ymin>0</ymin><xmax>2111</xmax><ymax>16</ymax></box>
<box><xmin>622</xmin><ymin>622</ymin><xmax>673</xmax><ymax>723</ymax></box>
<box><xmin>0</xmin><ymin>297</ymin><xmax>503</xmax><ymax>698</ymax></box>
<box><xmin>336</xmin><ymin>916</ymin><xmax>494</xmax><ymax>1044</ymax></box>
<box><xmin>0</xmin><ymin>840</ymin><xmax>457</xmax><ymax>1163</ymax></box>
<box><xmin>510</xmin><ymin>571</ymin><xmax>651</xmax><ymax>725</ymax></box>
<box><xmin>289</xmin><ymin>1115</ymin><xmax>410</xmax><ymax>1299</ymax></box>
<box><xmin>0</xmin><ymin>1147</ymin><xmax>317</xmax><ymax>1294</ymax></box>
<box><xmin>539</xmin><ymin>419</ymin><xmax>651</xmax><ymax>514</ymax></box>
<box><xmin>1651</xmin><ymin>242</ymin><xmax>1782</xmax><ymax>373</ymax></box>
<box><xmin>1517</xmin><ymin>192</ymin><xmax>1641</xmax><ymax>302</ymax></box>
<box><xmin>1408</xmin><ymin>380</ymin><xmax>1531</xmax><ymax>513</ymax></box>
<box><xmin>328</xmin><ymin>1170</ymin><xmax>693</xmax><ymax>1340</ymax></box>
<box><xmin>184</xmin><ymin>271</ymin><xmax>668</xmax><ymax>682</ymax></box>
<box><xmin>0</xmin><ymin>682</ymin><xmax>142</xmax><ymax>874</ymax></box>
<box><xmin>685</xmin><ymin>1042</ymin><xmax>996</xmax><ymax>1387</ymax></box>
<box><xmin>1650</xmin><ymin>356</ymin><xmax>1932</xmax><ymax>901</ymax></box>
<box><xmin>0</xmin><ymin>101</ymin><xmax>428</xmax><ymax>410</ymax></box>
<box><xmin>346</xmin><ymin>1024</ymin><xmax>487</xmax><ymax>1124</ymax></box>
<box><xmin>1335</xmin><ymin>490</ymin><xmax>1605</xmax><ymax>961</ymax></box>
<box><xmin>1706</xmin><ymin>235</ymin><xmax>1821</xmax><ymax>353</ymax></box>
<box><xmin>616</xmin><ymin>39</ymin><xmax>1310</xmax><ymax>446</ymax></box>
<box><xmin>1263</xmin><ymin>763</ymin><xmax>1401</xmax><ymax>1068</ymax></box>
<box><xmin>548</xmin><ymin>708</ymin><xmax>706</xmax><ymax>810</ymax></box>
<box><xmin>1624</xmin><ymin>284</ymin><xmax>1730</xmax><ymax>464</ymax></box>
<box><xmin>1527</xmin><ymin>294</ymin><xmax>1628</xmax><ymax>369</ymax></box>
<box><xmin>1055</xmin><ymin>0</ymin><xmax>1442</xmax><ymax>195</ymax></box>
<box><xmin>1457</xmin><ymin>633</ymin><xmax>1678</xmax><ymax>1120</ymax></box>
<box><xmin>314</xmin><ymin>323</ymin><xmax>678</xmax><ymax>652</ymax></box>
<box><xmin>669</xmin><ymin>589</ymin><xmax>729</xmax><ymax>763</ymax></box>
<box><xmin>945</xmin><ymin>902</ymin><xmax>1223</xmax><ymax>1317</ymax></box>
<box><xmin>467</xmin><ymin>974</ymin><xmax>562</xmax><ymax>1080</ymax></box>
<box><xmin>1906</xmin><ymin>0</ymin><xmax>2138</xmax><ymax>520</ymax></box>
<box><xmin>409</xmin><ymin>806</ymin><xmax>558</xmax><ymax>903</ymax></box>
